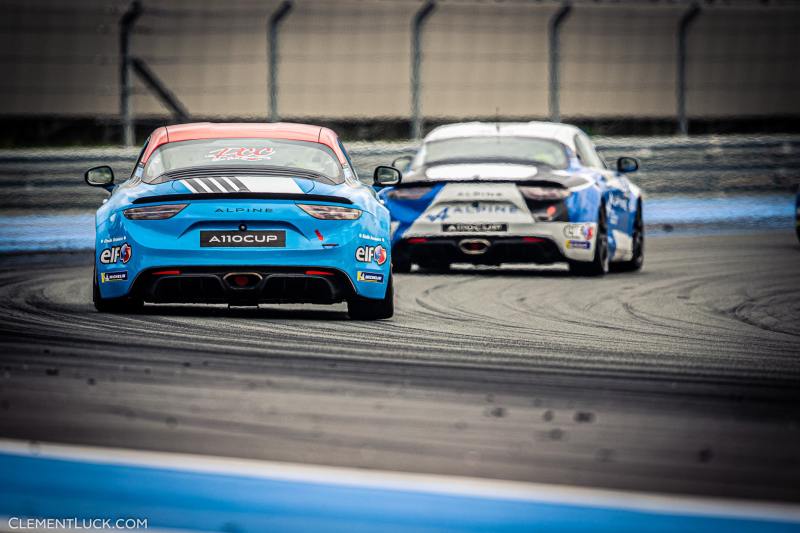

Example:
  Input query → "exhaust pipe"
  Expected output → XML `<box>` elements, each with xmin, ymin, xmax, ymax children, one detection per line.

<box><xmin>459</xmin><ymin>238</ymin><xmax>491</xmax><ymax>255</ymax></box>
<box><xmin>223</xmin><ymin>272</ymin><xmax>263</xmax><ymax>289</ymax></box>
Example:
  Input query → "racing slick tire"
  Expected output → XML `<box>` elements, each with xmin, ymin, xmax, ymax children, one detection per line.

<box><xmin>93</xmin><ymin>267</ymin><xmax>143</xmax><ymax>313</ymax></box>
<box><xmin>393</xmin><ymin>253</ymin><xmax>412</xmax><ymax>274</ymax></box>
<box><xmin>347</xmin><ymin>275</ymin><xmax>394</xmax><ymax>320</ymax></box>
<box><xmin>611</xmin><ymin>202</ymin><xmax>644</xmax><ymax>273</ymax></box>
<box><xmin>569</xmin><ymin>205</ymin><xmax>610</xmax><ymax>277</ymax></box>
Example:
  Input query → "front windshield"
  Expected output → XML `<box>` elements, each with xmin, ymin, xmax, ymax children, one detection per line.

<box><xmin>423</xmin><ymin>136</ymin><xmax>569</xmax><ymax>169</ymax></box>
<box><xmin>142</xmin><ymin>138</ymin><xmax>343</xmax><ymax>183</ymax></box>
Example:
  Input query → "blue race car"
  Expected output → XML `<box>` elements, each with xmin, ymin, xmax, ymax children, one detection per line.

<box><xmin>381</xmin><ymin>121</ymin><xmax>644</xmax><ymax>275</ymax></box>
<box><xmin>85</xmin><ymin>123</ymin><xmax>400</xmax><ymax>319</ymax></box>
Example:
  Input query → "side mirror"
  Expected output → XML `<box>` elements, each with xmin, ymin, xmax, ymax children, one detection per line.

<box><xmin>616</xmin><ymin>157</ymin><xmax>639</xmax><ymax>174</ymax></box>
<box><xmin>373</xmin><ymin>165</ymin><xmax>402</xmax><ymax>187</ymax></box>
<box><xmin>85</xmin><ymin>165</ymin><xmax>115</xmax><ymax>190</ymax></box>
<box><xmin>391</xmin><ymin>155</ymin><xmax>412</xmax><ymax>172</ymax></box>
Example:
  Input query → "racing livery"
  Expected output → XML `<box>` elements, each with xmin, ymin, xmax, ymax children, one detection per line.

<box><xmin>380</xmin><ymin>122</ymin><xmax>644</xmax><ymax>275</ymax></box>
<box><xmin>86</xmin><ymin>123</ymin><xmax>400</xmax><ymax>319</ymax></box>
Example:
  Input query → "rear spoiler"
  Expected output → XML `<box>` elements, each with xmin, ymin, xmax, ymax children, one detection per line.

<box><xmin>132</xmin><ymin>193</ymin><xmax>353</xmax><ymax>205</ymax></box>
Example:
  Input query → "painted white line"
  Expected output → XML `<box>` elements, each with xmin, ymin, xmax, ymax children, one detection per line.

<box><xmin>1</xmin><ymin>438</ymin><xmax>798</xmax><ymax>523</ymax></box>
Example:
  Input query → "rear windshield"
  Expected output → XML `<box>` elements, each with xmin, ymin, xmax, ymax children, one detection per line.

<box><xmin>423</xmin><ymin>136</ymin><xmax>569</xmax><ymax>169</ymax></box>
<box><xmin>142</xmin><ymin>138</ymin><xmax>343</xmax><ymax>183</ymax></box>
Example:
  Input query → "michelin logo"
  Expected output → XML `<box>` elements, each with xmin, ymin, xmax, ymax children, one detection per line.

<box><xmin>356</xmin><ymin>271</ymin><xmax>385</xmax><ymax>283</ymax></box>
<box><xmin>101</xmin><ymin>270</ymin><xmax>128</xmax><ymax>283</ymax></box>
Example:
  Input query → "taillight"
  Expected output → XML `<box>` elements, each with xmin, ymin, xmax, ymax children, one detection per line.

<box><xmin>386</xmin><ymin>187</ymin><xmax>432</xmax><ymax>200</ymax></box>
<box><xmin>517</xmin><ymin>186</ymin><xmax>570</xmax><ymax>201</ymax></box>
<box><xmin>123</xmin><ymin>204</ymin><xmax>188</xmax><ymax>220</ymax></box>
<box><xmin>297</xmin><ymin>204</ymin><xmax>362</xmax><ymax>220</ymax></box>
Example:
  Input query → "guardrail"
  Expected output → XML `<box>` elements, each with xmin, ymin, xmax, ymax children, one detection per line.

<box><xmin>0</xmin><ymin>135</ymin><xmax>797</xmax><ymax>212</ymax></box>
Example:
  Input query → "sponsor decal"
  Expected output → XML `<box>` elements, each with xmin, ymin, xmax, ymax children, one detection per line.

<box><xmin>608</xmin><ymin>195</ymin><xmax>628</xmax><ymax>210</ymax></box>
<box><xmin>355</xmin><ymin>244</ymin><xmax>387</xmax><ymax>265</ymax></box>
<box><xmin>101</xmin><ymin>270</ymin><xmax>128</xmax><ymax>283</ymax></box>
<box><xmin>426</xmin><ymin>204</ymin><xmax>519</xmax><ymax>222</ymax></box>
<box><xmin>443</xmin><ymin>223</ymin><xmax>507</xmax><ymax>233</ymax></box>
<box><xmin>214</xmin><ymin>207</ymin><xmax>272</xmax><ymax>214</ymax></box>
<box><xmin>206</xmin><ymin>147</ymin><xmax>275</xmax><ymax>162</ymax></box>
<box><xmin>200</xmin><ymin>230</ymin><xmax>286</xmax><ymax>248</ymax></box>
<box><xmin>134</xmin><ymin>165</ymin><xmax>144</xmax><ymax>178</ymax></box>
<box><xmin>563</xmin><ymin>223</ymin><xmax>594</xmax><ymax>240</ymax></box>
<box><xmin>100</xmin><ymin>242</ymin><xmax>132</xmax><ymax>264</ymax></box>
<box><xmin>454</xmin><ymin>190</ymin><xmax>505</xmax><ymax>198</ymax></box>
<box><xmin>357</xmin><ymin>271</ymin><xmax>385</xmax><ymax>283</ymax></box>
<box><xmin>358</xmin><ymin>233</ymin><xmax>384</xmax><ymax>243</ymax></box>
<box><xmin>101</xmin><ymin>235</ymin><xmax>127</xmax><ymax>244</ymax></box>
<box><xmin>566</xmin><ymin>240</ymin><xmax>591</xmax><ymax>249</ymax></box>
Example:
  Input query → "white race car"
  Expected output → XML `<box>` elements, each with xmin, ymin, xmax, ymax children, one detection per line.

<box><xmin>380</xmin><ymin>121</ymin><xmax>644</xmax><ymax>275</ymax></box>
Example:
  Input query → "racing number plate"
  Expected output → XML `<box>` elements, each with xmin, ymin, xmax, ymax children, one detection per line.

<box><xmin>442</xmin><ymin>223</ymin><xmax>508</xmax><ymax>232</ymax></box>
<box><xmin>200</xmin><ymin>230</ymin><xmax>286</xmax><ymax>248</ymax></box>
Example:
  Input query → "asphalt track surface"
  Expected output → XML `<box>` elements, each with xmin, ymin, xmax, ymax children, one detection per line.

<box><xmin>0</xmin><ymin>231</ymin><xmax>798</xmax><ymax>502</ymax></box>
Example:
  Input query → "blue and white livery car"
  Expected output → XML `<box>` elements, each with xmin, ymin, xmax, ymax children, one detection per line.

<box><xmin>380</xmin><ymin>122</ymin><xmax>644</xmax><ymax>275</ymax></box>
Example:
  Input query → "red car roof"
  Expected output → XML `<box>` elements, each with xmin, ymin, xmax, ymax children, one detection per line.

<box><xmin>140</xmin><ymin>122</ymin><xmax>347</xmax><ymax>164</ymax></box>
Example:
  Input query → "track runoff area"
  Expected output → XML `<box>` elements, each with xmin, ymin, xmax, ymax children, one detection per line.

<box><xmin>0</xmin><ymin>230</ymin><xmax>799</xmax><ymax>530</ymax></box>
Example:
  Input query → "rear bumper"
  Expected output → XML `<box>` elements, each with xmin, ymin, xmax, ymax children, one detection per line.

<box><xmin>395</xmin><ymin>236</ymin><xmax>565</xmax><ymax>265</ymax></box>
<box><xmin>129</xmin><ymin>266</ymin><xmax>355</xmax><ymax>305</ymax></box>
<box><xmin>394</xmin><ymin>222</ymin><xmax>598</xmax><ymax>266</ymax></box>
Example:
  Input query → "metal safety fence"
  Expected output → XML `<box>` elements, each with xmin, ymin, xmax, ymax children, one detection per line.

<box><xmin>1</xmin><ymin>0</ymin><xmax>799</xmax><ymax>145</ymax></box>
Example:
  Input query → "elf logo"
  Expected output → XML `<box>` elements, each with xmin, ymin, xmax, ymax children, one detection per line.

<box><xmin>100</xmin><ymin>242</ymin><xmax>132</xmax><ymax>264</ymax></box>
<box><xmin>355</xmin><ymin>244</ymin><xmax>387</xmax><ymax>265</ymax></box>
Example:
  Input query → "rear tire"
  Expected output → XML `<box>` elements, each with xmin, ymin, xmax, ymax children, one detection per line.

<box><xmin>569</xmin><ymin>204</ymin><xmax>609</xmax><ymax>277</ymax></box>
<box><xmin>393</xmin><ymin>253</ymin><xmax>411</xmax><ymax>274</ymax></box>
<box><xmin>93</xmin><ymin>267</ymin><xmax>143</xmax><ymax>313</ymax></box>
<box><xmin>347</xmin><ymin>275</ymin><xmax>394</xmax><ymax>320</ymax></box>
<box><xmin>612</xmin><ymin>202</ymin><xmax>644</xmax><ymax>272</ymax></box>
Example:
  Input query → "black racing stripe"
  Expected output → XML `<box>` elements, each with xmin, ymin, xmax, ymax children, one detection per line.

<box><xmin>186</xmin><ymin>178</ymin><xmax>207</xmax><ymax>193</ymax></box>
<box><xmin>181</xmin><ymin>179</ymin><xmax>199</xmax><ymax>193</ymax></box>
<box><xmin>201</xmin><ymin>178</ymin><xmax>223</xmax><ymax>193</ymax></box>
<box><xmin>227</xmin><ymin>176</ymin><xmax>249</xmax><ymax>192</ymax></box>
<box><xmin>216</xmin><ymin>177</ymin><xmax>237</xmax><ymax>192</ymax></box>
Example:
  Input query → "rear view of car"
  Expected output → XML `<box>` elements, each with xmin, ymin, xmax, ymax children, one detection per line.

<box><xmin>86</xmin><ymin>123</ymin><xmax>401</xmax><ymax>319</ymax></box>
<box><xmin>381</xmin><ymin>121</ymin><xmax>644</xmax><ymax>275</ymax></box>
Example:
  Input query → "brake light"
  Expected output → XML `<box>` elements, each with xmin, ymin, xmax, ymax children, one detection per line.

<box><xmin>386</xmin><ymin>187</ymin><xmax>432</xmax><ymax>200</ymax></box>
<box><xmin>152</xmin><ymin>270</ymin><xmax>181</xmax><ymax>276</ymax></box>
<box><xmin>522</xmin><ymin>237</ymin><xmax>545</xmax><ymax>243</ymax></box>
<box><xmin>305</xmin><ymin>270</ymin><xmax>334</xmax><ymax>276</ymax></box>
<box><xmin>297</xmin><ymin>204</ymin><xmax>362</xmax><ymax>220</ymax></box>
<box><xmin>123</xmin><ymin>203</ymin><xmax>188</xmax><ymax>220</ymax></box>
<box><xmin>407</xmin><ymin>237</ymin><xmax>428</xmax><ymax>244</ymax></box>
<box><xmin>518</xmin><ymin>186</ymin><xmax>570</xmax><ymax>201</ymax></box>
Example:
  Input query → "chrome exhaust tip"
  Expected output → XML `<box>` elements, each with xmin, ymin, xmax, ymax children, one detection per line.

<box><xmin>459</xmin><ymin>238</ymin><xmax>491</xmax><ymax>255</ymax></box>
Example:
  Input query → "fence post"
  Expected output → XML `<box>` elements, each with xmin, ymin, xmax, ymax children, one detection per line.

<box><xmin>119</xmin><ymin>0</ymin><xmax>142</xmax><ymax>147</ymax></box>
<box><xmin>411</xmin><ymin>1</ymin><xmax>436</xmax><ymax>140</ymax></box>
<box><xmin>548</xmin><ymin>3</ymin><xmax>572</xmax><ymax>123</ymax></box>
<box><xmin>677</xmin><ymin>4</ymin><xmax>700</xmax><ymax>135</ymax></box>
<box><xmin>268</xmin><ymin>1</ymin><xmax>293</xmax><ymax>122</ymax></box>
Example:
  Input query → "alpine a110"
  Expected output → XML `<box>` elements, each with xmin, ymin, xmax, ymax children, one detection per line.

<box><xmin>86</xmin><ymin>123</ymin><xmax>400</xmax><ymax>319</ymax></box>
<box><xmin>381</xmin><ymin>121</ymin><xmax>644</xmax><ymax>275</ymax></box>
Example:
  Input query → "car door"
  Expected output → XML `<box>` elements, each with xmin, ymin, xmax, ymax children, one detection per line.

<box><xmin>574</xmin><ymin>133</ymin><xmax>630</xmax><ymax>247</ymax></box>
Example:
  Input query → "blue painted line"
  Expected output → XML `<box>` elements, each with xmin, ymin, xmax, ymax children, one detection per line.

<box><xmin>1</xmin><ymin>451</ymin><xmax>799</xmax><ymax>533</ymax></box>
<box><xmin>0</xmin><ymin>194</ymin><xmax>795</xmax><ymax>252</ymax></box>
<box><xmin>0</xmin><ymin>213</ymin><xmax>94</xmax><ymax>252</ymax></box>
